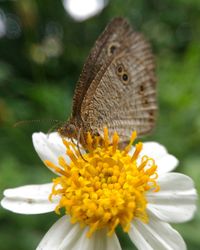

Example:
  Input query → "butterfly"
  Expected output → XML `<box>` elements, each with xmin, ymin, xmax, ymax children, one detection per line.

<box><xmin>58</xmin><ymin>17</ymin><xmax>157</xmax><ymax>147</ymax></box>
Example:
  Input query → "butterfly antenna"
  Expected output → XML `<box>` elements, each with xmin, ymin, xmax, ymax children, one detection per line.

<box><xmin>14</xmin><ymin>119</ymin><xmax>64</xmax><ymax>132</ymax></box>
<box><xmin>14</xmin><ymin>119</ymin><xmax>42</xmax><ymax>127</ymax></box>
<box><xmin>47</xmin><ymin>121</ymin><xmax>65</xmax><ymax>135</ymax></box>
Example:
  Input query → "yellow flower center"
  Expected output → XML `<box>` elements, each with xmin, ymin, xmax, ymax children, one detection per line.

<box><xmin>45</xmin><ymin>128</ymin><xmax>160</xmax><ymax>237</ymax></box>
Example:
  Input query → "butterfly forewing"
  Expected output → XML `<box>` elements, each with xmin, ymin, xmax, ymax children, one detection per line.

<box><xmin>72</xmin><ymin>18</ymin><xmax>132</xmax><ymax>117</ymax></box>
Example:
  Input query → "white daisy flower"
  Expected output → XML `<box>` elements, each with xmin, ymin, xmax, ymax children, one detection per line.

<box><xmin>1</xmin><ymin>129</ymin><xmax>197</xmax><ymax>250</ymax></box>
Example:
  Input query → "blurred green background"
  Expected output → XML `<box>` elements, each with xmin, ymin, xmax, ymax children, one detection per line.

<box><xmin>0</xmin><ymin>0</ymin><xmax>200</xmax><ymax>249</ymax></box>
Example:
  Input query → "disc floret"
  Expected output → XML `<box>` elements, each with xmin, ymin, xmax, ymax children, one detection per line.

<box><xmin>45</xmin><ymin>128</ymin><xmax>159</xmax><ymax>237</ymax></box>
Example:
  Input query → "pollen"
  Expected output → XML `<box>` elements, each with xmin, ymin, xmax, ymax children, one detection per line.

<box><xmin>45</xmin><ymin>128</ymin><xmax>160</xmax><ymax>237</ymax></box>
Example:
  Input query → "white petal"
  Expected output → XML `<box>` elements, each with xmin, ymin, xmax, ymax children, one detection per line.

<box><xmin>37</xmin><ymin>216</ymin><xmax>74</xmax><ymax>250</ymax></box>
<box><xmin>129</xmin><ymin>142</ymin><xmax>167</xmax><ymax>158</ymax></box>
<box><xmin>129</xmin><ymin>142</ymin><xmax>179</xmax><ymax>174</ymax></box>
<box><xmin>105</xmin><ymin>233</ymin><xmax>121</xmax><ymax>250</ymax></box>
<box><xmin>1</xmin><ymin>183</ymin><xmax>58</xmax><ymax>214</ymax></box>
<box><xmin>32</xmin><ymin>132</ymin><xmax>67</xmax><ymax>173</ymax></box>
<box><xmin>37</xmin><ymin>216</ymin><xmax>121</xmax><ymax>250</ymax></box>
<box><xmin>32</xmin><ymin>132</ymin><xmax>86</xmax><ymax>175</ymax></box>
<box><xmin>129</xmin><ymin>216</ymin><xmax>186</xmax><ymax>250</ymax></box>
<box><xmin>139</xmin><ymin>142</ymin><xmax>167</xmax><ymax>158</ymax></box>
<box><xmin>147</xmin><ymin>173</ymin><xmax>197</xmax><ymax>223</ymax></box>
<box><xmin>59</xmin><ymin>227</ymin><xmax>121</xmax><ymax>250</ymax></box>
<box><xmin>155</xmin><ymin>154</ymin><xmax>178</xmax><ymax>175</ymax></box>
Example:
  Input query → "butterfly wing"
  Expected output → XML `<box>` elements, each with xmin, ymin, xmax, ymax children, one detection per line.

<box><xmin>78</xmin><ymin>18</ymin><xmax>157</xmax><ymax>142</ymax></box>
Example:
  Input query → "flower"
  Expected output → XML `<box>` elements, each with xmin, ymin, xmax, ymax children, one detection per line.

<box><xmin>1</xmin><ymin>129</ymin><xmax>197</xmax><ymax>250</ymax></box>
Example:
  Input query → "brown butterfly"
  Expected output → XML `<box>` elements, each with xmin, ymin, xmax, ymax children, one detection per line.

<box><xmin>58</xmin><ymin>17</ymin><xmax>157</xmax><ymax>147</ymax></box>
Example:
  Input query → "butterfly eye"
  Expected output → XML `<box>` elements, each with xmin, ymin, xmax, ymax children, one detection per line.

<box><xmin>122</xmin><ymin>73</ymin><xmax>129</xmax><ymax>84</ymax></box>
<box><xmin>68</xmin><ymin>124</ymin><xmax>76</xmax><ymax>134</ymax></box>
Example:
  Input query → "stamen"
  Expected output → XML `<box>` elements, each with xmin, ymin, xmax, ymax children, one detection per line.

<box><xmin>131</xmin><ymin>142</ymin><xmax>143</xmax><ymax>161</ymax></box>
<box><xmin>124</xmin><ymin>131</ymin><xmax>137</xmax><ymax>154</ymax></box>
<box><xmin>45</xmin><ymin>160</ymin><xmax>69</xmax><ymax>176</ymax></box>
<box><xmin>67</xmin><ymin>149</ymin><xmax>78</xmax><ymax>165</ymax></box>
<box><xmin>112</xmin><ymin>131</ymin><xmax>119</xmax><ymax>154</ymax></box>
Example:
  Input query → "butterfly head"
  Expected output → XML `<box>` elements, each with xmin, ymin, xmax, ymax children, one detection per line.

<box><xmin>58</xmin><ymin>122</ymin><xmax>77</xmax><ymax>139</ymax></box>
